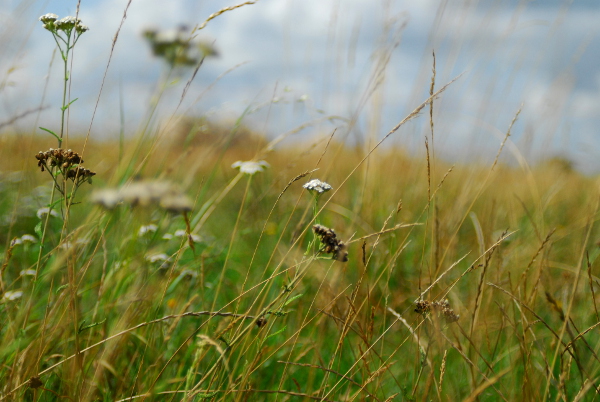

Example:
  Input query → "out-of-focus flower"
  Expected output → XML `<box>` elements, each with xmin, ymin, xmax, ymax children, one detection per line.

<box><xmin>92</xmin><ymin>180</ymin><xmax>193</xmax><ymax>213</ymax></box>
<box><xmin>180</xmin><ymin>269</ymin><xmax>198</xmax><ymax>280</ymax></box>
<box><xmin>173</xmin><ymin>230</ymin><xmax>202</xmax><ymax>242</ymax></box>
<box><xmin>139</xmin><ymin>224</ymin><xmax>158</xmax><ymax>236</ymax></box>
<box><xmin>160</xmin><ymin>194</ymin><xmax>193</xmax><ymax>213</ymax></box>
<box><xmin>143</xmin><ymin>26</ymin><xmax>218</xmax><ymax>67</ymax></box>
<box><xmin>20</xmin><ymin>269</ymin><xmax>37</xmax><ymax>276</ymax></box>
<box><xmin>303</xmin><ymin>179</ymin><xmax>332</xmax><ymax>194</ymax></box>
<box><xmin>36</xmin><ymin>207</ymin><xmax>59</xmax><ymax>219</ymax></box>
<box><xmin>20</xmin><ymin>235</ymin><xmax>37</xmax><ymax>243</ymax></box>
<box><xmin>90</xmin><ymin>189</ymin><xmax>121</xmax><ymax>209</ymax></box>
<box><xmin>2</xmin><ymin>290</ymin><xmax>23</xmax><ymax>301</ymax></box>
<box><xmin>231</xmin><ymin>160</ymin><xmax>270</xmax><ymax>175</ymax></box>
<box><xmin>146</xmin><ymin>253</ymin><xmax>169</xmax><ymax>263</ymax></box>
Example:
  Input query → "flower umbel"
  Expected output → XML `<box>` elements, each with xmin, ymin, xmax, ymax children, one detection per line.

<box><xmin>303</xmin><ymin>179</ymin><xmax>332</xmax><ymax>194</ymax></box>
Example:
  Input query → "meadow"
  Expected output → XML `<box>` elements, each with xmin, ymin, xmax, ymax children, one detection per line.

<box><xmin>2</xmin><ymin>5</ymin><xmax>600</xmax><ymax>402</ymax></box>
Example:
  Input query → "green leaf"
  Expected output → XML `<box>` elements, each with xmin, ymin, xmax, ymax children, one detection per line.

<box><xmin>267</xmin><ymin>326</ymin><xmax>287</xmax><ymax>340</ymax></box>
<box><xmin>284</xmin><ymin>293</ymin><xmax>303</xmax><ymax>307</ymax></box>
<box><xmin>39</xmin><ymin>127</ymin><xmax>60</xmax><ymax>142</ymax></box>
<box><xmin>197</xmin><ymin>391</ymin><xmax>220</xmax><ymax>399</ymax></box>
<box><xmin>56</xmin><ymin>284</ymin><xmax>69</xmax><ymax>293</ymax></box>
<box><xmin>78</xmin><ymin>318</ymin><xmax>106</xmax><ymax>334</ymax></box>
<box><xmin>61</xmin><ymin>98</ymin><xmax>79</xmax><ymax>111</ymax></box>
<box><xmin>34</xmin><ymin>222</ymin><xmax>43</xmax><ymax>238</ymax></box>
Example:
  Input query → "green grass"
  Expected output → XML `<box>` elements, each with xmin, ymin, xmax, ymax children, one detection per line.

<box><xmin>2</xmin><ymin>130</ymin><xmax>600</xmax><ymax>401</ymax></box>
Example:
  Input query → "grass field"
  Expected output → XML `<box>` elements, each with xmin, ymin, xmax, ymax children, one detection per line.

<box><xmin>2</xmin><ymin>4</ymin><xmax>600</xmax><ymax>402</ymax></box>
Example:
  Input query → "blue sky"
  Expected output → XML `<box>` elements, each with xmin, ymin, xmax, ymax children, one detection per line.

<box><xmin>2</xmin><ymin>0</ymin><xmax>600</xmax><ymax>171</ymax></box>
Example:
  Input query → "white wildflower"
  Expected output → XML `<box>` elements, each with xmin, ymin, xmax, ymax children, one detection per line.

<box><xmin>162</xmin><ymin>233</ymin><xmax>174</xmax><ymax>240</ymax></box>
<box><xmin>173</xmin><ymin>230</ymin><xmax>202</xmax><ymax>243</ymax></box>
<box><xmin>39</xmin><ymin>13</ymin><xmax>58</xmax><ymax>23</ymax></box>
<box><xmin>2</xmin><ymin>290</ymin><xmax>23</xmax><ymax>301</ymax></box>
<box><xmin>180</xmin><ymin>269</ymin><xmax>198</xmax><ymax>279</ymax></box>
<box><xmin>55</xmin><ymin>16</ymin><xmax>80</xmax><ymax>31</ymax></box>
<box><xmin>231</xmin><ymin>160</ymin><xmax>270</xmax><ymax>175</ymax></box>
<box><xmin>139</xmin><ymin>224</ymin><xmax>158</xmax><ymax>236</ymax></box>
<box><xmin>36</xmin><ymin>207</ymin><xmax>59</xmax><ymax>219</ymax></box>
<box><xmin>20</xmin><ymin>234</ymin><xmax>37</xmax><ymax>243</ymax></box>
<box><xmin>159</xmin><ymin>194</ymin><xmax>193</xmax><ymax>213</ymax></box>
<box><xmin>20</xmin><ymin>269</ymin><xmax>37</xmax><ymax>276</ymax></box>
<box><xmin>10</xmin><ymin>238</ymin><xmax>22</xmax><ymax>247</ymax></box>
<box><xmin>303</xmin><ymin>179</ymin><xmax>332</xmax><ymax>194</ymax></box>
<box><xmin>91</xmin><ymin>189</ymin><xmax>121</xmax><ymax>209</ymax></box>
<box><xmin>146</xmin><ymin>253</ymin><xmax>169</xmax><ymax>263</ymax></box>
<box><xmin>76</xmin><ymin>24</ymin><xmax>89</xmax><ymax>34</ymax></box>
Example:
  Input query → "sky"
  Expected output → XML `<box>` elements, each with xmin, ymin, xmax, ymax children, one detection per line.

<box><xmin>2</xmin><ymin>0</ymin><xmax>600</xmax><ymax>171</ymax></box>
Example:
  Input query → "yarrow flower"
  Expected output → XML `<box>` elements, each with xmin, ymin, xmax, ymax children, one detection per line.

<box><xmin>303</xmin><ymin>179</ymin><xmax>332</xmax><ymax>194</ymax></box>
<box><xmin>20</xmin><ymin>234</ymin><xmax>37</xmax><ymax>243</ymax></box>
<box><xmin>91</xmin><ymin>180</ymin><xmax>193</xmax><ymax>213</ymax></box>
<box><xmin>173</xmin><ymin>229</ymin><xmax>202</xmax><ymax>243</ymax></box>
<box><xmin>138</xmin><ymin>224</ymin><xmax>158</xmax><ymax>236</ymax></box>
<box><xmin>40</xmin><ymin>14</ymin><xmax>88</xmax><ymax>35</ymax></box>
<box><xmin>2</xmin><ymin>290</ymin><xmax>23</xmax><ymax>301</ymax></box>
<box><xmin>39</xmin><ymin>13</ymin><xmax>58</xmax><ymax>30</ymax></box>
<box><xmin>231</xmin><ymin>160</ymin><xmax>270</xmax><ymax>175</ymax></box>
<box><xmin>36</xmin><ymin>207</ymin><xmax>60</xmax><ymax>220</ymax></box>
<box><xmin>146</xmin><ymin>253</ymin><xmax>169</xmax><ymax>263</ymax></box>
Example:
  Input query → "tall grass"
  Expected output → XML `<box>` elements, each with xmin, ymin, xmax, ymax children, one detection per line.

<box><xmin>1</xmin><ymin>3</ymin><xmax>600</xmax><ymax>402</ymax></box>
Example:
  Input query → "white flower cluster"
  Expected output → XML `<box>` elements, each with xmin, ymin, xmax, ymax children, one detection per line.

<box><xmin>10</xmin><ymin>234</ymin><xmax>37</xmax><ymax>247</ymax></box>
<box><xmin>2</xmin><ymin>290</ymin><xmax>23</xmax><ymax>302</ymax></box>
<box><xmin>303</xmin><ymin>179</ymin><xmax>332</xmax><ymax>194</ymax></box>
<box><xmin>231</xmin><ymin>160</ymin><xmax>270</xmax><ymax>175</ymax></box>
<box><xmin>91</xmin><ymin>180</ymin><xmax>193</xmax><ymax>213</ymax></box>
<box><xmin>39</xmin><ymin>13</ymin><xmax>89</xmax><ymax>34</ymax></box>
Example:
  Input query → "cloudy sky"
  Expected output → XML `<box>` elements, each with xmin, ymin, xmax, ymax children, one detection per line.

<box><xmin>2</xmin><ymin>0</ymin><xmax>600</xmax><ymax>171</ymax></box>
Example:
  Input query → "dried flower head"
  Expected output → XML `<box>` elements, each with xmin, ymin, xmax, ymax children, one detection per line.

<box><xmin>231</xmin><ymin>160</ymin><xmax>270</xmax><ymax>175</ymax></box>
<box><xmin>312</xmin><ymin>224</ymin><xmax>348</xmax><ymax>262</ymax></box>
<box><xmin>35</xmin><ymin>148</ymin><xmax>95</xmax><ymax>185</ymax></box>
<box><xmin>29</xmin><ymin>377</ymin><xmax>43</xmax><ymax>389</ymax></box>
<box><xmin>255</xmin><ymin>317</ymin><xmax>268</xmax><ymax>328</ymax></box>
<box><xmin>415</xmin><ymin>299</ymin><xmax>459</xmax><ymax>323</ymax></box>
<box><xmin>303</xmin><ymin>179</ymin><xmax>332</xmax><ymax>194</ymax></box>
